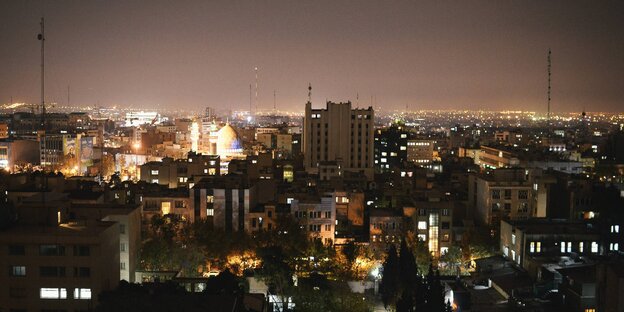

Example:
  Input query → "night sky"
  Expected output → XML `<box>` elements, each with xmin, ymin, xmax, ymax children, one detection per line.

<box><xmin>1</xmin><ymin>0</ymin><xmax>623</xmax><ymax>113</ymax></box>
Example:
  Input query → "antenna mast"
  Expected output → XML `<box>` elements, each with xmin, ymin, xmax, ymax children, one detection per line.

<box><xmin>273</xmin><ymin>90</ymin><xmax>276</xmax><ymax>113</ymax></box>
<box><xmin>547</xmin><ymin>49</ymin><xmax>552</xmax><ymax>135</ymax></box>
<box><xmin>38</xmin><ymin>17</ymin><xmax>46</xmax><ymax>171</ymax></box>
<box><xmin>254</xmin><ymin>67</ymin><xmax>258</xmax><ymax>116</ymax></box>
<box><xmin>308</xmin><ymin>83</ymin><xmax>312</xmax><ymax>103</ymax></box>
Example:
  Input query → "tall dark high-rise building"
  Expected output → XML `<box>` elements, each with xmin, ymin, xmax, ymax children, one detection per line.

<box><xmin>304</xmin><ymin>101</ymin><xmax>374</xmax><ymax>180</ymax></box>
<box><xmin>373</xmin><ymin>124</ymin><xmax>409</xmax><ymax>173</ymax></box>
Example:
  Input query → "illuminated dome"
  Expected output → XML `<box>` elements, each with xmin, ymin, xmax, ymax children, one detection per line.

<box><xmin>216</xmin><ymin>124</ymin><xmax>243</xmax><ymax>157</ymax></box>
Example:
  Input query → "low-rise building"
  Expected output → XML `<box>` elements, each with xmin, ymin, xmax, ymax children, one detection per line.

<box><xmin>291</xmin><ymin>195</ymin><xmax>336</xmax><ymax>245</ymax></box>
<box><xmin>500</xmin><ymin>219</ymin><xmax>602</xmax><ymax>279</ymax></box>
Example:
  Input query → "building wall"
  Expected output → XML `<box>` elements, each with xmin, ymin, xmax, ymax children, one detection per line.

<box><xmin>474</xmin><ymin>177</ymin><xmax>533</xmax><ymax>227</ymax></box>
<box><xmin>304</xmin><ymin>101</ymin><xmax>374</xmax><ymax>180</ymax></box>
<box><xmin>291</xmin><ymin>197</ymin><xmax>336</xmax><ymax>245</ymax></box>
<box><xmin>102</xmin><ymin>208</ymin><xmax>142</xmax><ymax>282</ymax></box>
<box><xmin>0</xmin><ymin>223</ymin><xmax>120</xmax><ymax>311</ymax></box>
<box><xmin>407</xmin><ymin>139</ymin><xmax>434</xmax><ymax>165</ymax></box>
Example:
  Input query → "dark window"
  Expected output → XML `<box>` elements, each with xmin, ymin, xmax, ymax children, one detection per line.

<box><xmin>73</xmin><ymin>245</ymin><xmax>90</xmax><ymax>256</ymax></box>
<box><xmin>441</xmin><ymin>222</ymin><xmax>450</xmax><ymax>229</ymax></box>
<box><xmin>518</xmin><ymin>190</ymin><xmax>528</xmax><ymax>200</ymax></box>
<box><xmin>40</xmin><ymin>266</ymin><xmax>65</xmax><ymax>277</ymax></box>
<box><xmin>40</xmin><ymin>245</ymin><xmax>65</xmax><ymax>256</ymax></box>
<box><xmin>75</xmin><ymin>267</ymin><xmax>91</xmax><ymax>277</ymax></box>
<box><xmin>268</xmin><ymin>211</ymin><xmax>273</xmax><ymax>218</ymax></box>
<box><xmin>491</xmin><ymin>190</ymin><xmax>500</xmax><ymax>199</ymax></box>
<box><xmin>9</xmin><ymin>245</ymin><xmax>25</xmax><ymax>255</ymax></box>
<box><xmin>504</xmin><ymin>189</ymin><xmax>512</xmax><ymax>200</ymax></box>
<box><xmin>9</xmin><ymin>287</ymin><xmax>26</xmax><ymax>299</ymax></box>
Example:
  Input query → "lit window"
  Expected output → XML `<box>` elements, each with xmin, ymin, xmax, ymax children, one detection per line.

<box><xmin>204</xmin><ymin>169</ymin><xmax>208</xmax><ymax>174</ymax></box>
<box><xmin>591</xmin><ymin>242</ymin><xmax>598</xmax><ymax>253</ymax></box>
<box><xmin>418</xmin><ymin>221</ymin><xmax>427</xmax><ymax>230</ymax></box>
<box><xmin>560</xmin><ymin>241</ymin><xmax>566</xmax><ymax>253</ymax></box>
<box><xmin>512</xmin><ymin>234</ymin><xmax>516</xmax><ymax>245</ymax></box>
<box><xmin>400</xmin><ymin>134</ymin><xmax>407</xmax><ymax>138</ymax></box>
<box><xmin>151</xmin><ymin>170</ymin><xmax>159</xmax><ymax>175</ymax></box>
<box><xmin>567</xmin><ymin>242</ymin><xmax>572</xmax><ymax>253</ymax></box>
<box><xmin>536</xmin><ymin>242</ymin><xmax>541</xmax><ymax>253</ymax></box>
<box><xmin>440</xmin><ymin>247</ymin><xmax>449</xmax><ymax>255</ymax></box>
<box><xmin>610</xmin><ymin>243</ymin><xmax>619</xmax><ymax>251</ymax></box>
<box><xmin>286</xmin><ymin>198</ymin><xmax>294</xmax><ymax>204</ymax></box>
<box><xmin>585</xmin><ymin>309</ymin><xmax>596</xmax><ymax>312</ymax></box>
<box><xmin>206</xmin><ymin>195</ymin><xmax>214</xmax><ymax>203</ymax></box>
<box><xmin>74</xmin><ymin>288</ymin><xmax>91</xmax><ymax>299</ymax></box>
<box><xmin>380</xmin><ymin>158</ymin><xmax>387</xmax><ymax>163</ymax></box>
<box><xmin>417</xmin><ymin>234</ymin><xmax>426</xmax><ymax>241</ymax></box>
<box><xmin>206</xmin><ymin>208</ymin><xmax>214</xmax><ymax>216</ymax></box>
<box><xmin>10</xmin><ymin>266</ymin><xmax>26</xmax><ymax>276</ymax></box>
<box><xmin>579</xmin><ymin>242</ymin><xmax>584</xmax><ymax>253</ymax></box>
<box><xmin>529</xmin><ymin>242</ymin><xmax>535</xmax><ymax>253</ymax></box>
<box><xmin>612</xmin><ymin>225</ymin><xmax>620</xmax><ymax>233</ymax></box>
<box><xmin>40</xmin><ymin>288</ymin><xmax>67</xmax><ymax>299</ymax></box>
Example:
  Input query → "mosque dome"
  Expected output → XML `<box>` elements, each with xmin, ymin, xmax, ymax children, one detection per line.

<box><xmin>216</xmin><ymin>124</ymin><xmax>243</xmax><ymax>157</ymax></box>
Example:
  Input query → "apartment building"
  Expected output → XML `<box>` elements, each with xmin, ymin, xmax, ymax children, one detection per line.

<box><xmin>404</xmin><ymin>200</ymin><xmax>453</xmax><ymax>258</ymax></box>
<box><xmin>500</xmin><ymin>219</ymin><xmax>602</xmax><ymax>279</ymax></box>
<box><xmin>304</xmin><ymin>101</ymin><xmax>374</xmax><ymax>180</ymax></box>
<box><xmin>140</xmin><ymin>153</ymin><xmax>220</xmax><ymax>188</ymax></box>
<box><xmin>291</xmin><ymin>195</ymin><xmax>336</xmax><ymax>245</ymax></box>
<box><xmin>0</xmin><ymin>222</ymin><xmax>120</xmax><ymax>311</ymax></box>
<box><xmin>470</xmin><ymin>168</ymin><xmax>534</xmax><ymax>228</ymax></box>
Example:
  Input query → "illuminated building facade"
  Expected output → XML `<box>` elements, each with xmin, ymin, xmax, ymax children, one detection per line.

<box><xmin>304</xmin><ymin>101</ymin><xmax>374</xmax><ymax>180</ymax></box>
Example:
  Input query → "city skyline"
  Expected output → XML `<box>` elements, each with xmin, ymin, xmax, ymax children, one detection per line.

<box><xmin>1</xmin><ymin>0</ymin><xmax>623</xmax><ymax>113</ymax></box>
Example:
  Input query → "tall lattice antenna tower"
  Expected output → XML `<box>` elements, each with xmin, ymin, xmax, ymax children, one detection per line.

<box><xmin>254</xmin><ymin>67</ymin><xmax>258</xmax><ymax>115</ymax></box>
<box><xmin>547</xmin><ymin>49</ymin><xmax>552</xmax><ymax>134</ymax></box>
<box><xmin>308</xmin><ymin>83</ymin><xmax>312</xmax><ymax>103</ymax></box>
<box><xmin>38</xmin><ymin>17</ymin><xmax>46</xmax><ymax>171</ymax></box>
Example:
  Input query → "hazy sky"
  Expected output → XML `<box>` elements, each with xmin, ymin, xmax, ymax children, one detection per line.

<box><xmin>1</xmin><ymin>0</ymin><xmax>623</xmax><ymax>113</ymax></box>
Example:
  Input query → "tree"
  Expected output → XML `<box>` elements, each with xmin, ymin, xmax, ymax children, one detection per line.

<box><xmin>379</xmin><ymin>245</ymin><xmax>400</xmax><ymax>309</ymax></box>
<box><xmin>257</xmin><ymin>246</ymin><xmax>294</xmax><ymax>312</ymax></box>
<box><xmin>397</xmin><ymin>239</ymin><xmax>419</xmax><ymax>311</ymax></box>
<box><xmin>423</xmin><ymin>265</ymin><xmax>450</xmax><ymax>312</ymax></box>
<box><xmin>439</xmin><ymin>245</ymin><xmax>462</xmax><ymax>276</ymax></box>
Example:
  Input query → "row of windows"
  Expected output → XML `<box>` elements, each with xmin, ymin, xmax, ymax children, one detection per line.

<box><xmin>294</xmin><ymin>211</ymin><xmax>332</xmax><ymax>219</ymax></box>
<box><xmin>308</xmin><ymin>224</ymin><xmax>332</xmax><ymax>232</ymax></box>
<box><xmin>9</xmin><ymin>266</ymin><xmax>91</xmax><ymax>278</ymax></box>
<box><xmin>528</xmin><ymin>241</ymin><xmax>599</xmax><ymax>253</ymax></box>
<box><xmin>492</xmin><ymin>189</ymin><xmax>529</xmax><ymax>200</ymax></box>
<box><xmin>9</xmin><ymin>245</ymin><xmax>90</xmax><ymax>256</ymax></box>
<box><xmin>39</xmin><ymin>287</ymin><xmax>91</xmax><ymax>300</ymax></box>
<box><xmin>417</xmin><ymin>208</ymin><xmax>450</xmax><ymax>216</ymax></box>
<box><xmin>417</xmin><ymin>221</ymin><xmax>451</xmax><ymax>230</ymax></box>
<box><xmin>492</xmin><ymin>202</ymin><xmax>529</xmax><ymax>213</ymax></box>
